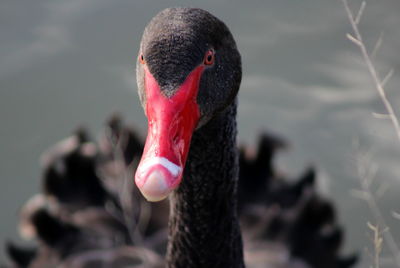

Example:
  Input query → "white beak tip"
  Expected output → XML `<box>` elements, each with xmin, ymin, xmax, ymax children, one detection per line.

<box><xmin>139</xmin><ymin>170</ymin><xmax>171</xmax><ymax>202</ymax></box>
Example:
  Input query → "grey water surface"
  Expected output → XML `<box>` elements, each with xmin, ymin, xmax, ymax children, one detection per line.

<box><xmin>1</xmin><ymin>0</ymin><xmax>400</xmax><ymax>267</ymax></box>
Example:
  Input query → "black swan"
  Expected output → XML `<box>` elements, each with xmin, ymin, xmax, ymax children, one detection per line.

<box><xmin>134</xmin><ymin>7</ymin><xmax>243</xmax><ymax>268</ymax></box>
<box><xmin>4</xmin><ymin>7</ymin><xmax>357</xmax><ymax>268</ymax></box>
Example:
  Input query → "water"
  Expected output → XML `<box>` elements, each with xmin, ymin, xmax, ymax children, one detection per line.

<box><xmin>1</xmin><ymin>0</ymin><xmax>400</xmax><ymax>266</ymax></box>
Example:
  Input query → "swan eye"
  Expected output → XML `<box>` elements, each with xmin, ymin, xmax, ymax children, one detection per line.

<box><xmin>203</xmin><ymin>50</ymin><xmax>215</xmax><ymax>65</ymax></box>
<box><xmin>139</xmin><ymin>54</ymin><xmax>145</xmax><ymax>64</ymax></box>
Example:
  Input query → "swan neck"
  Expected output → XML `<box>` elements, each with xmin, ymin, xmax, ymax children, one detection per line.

<box><xmin>167</xmin><ymin>99</ymin><xmax>244</xmax><ymax>268</ymax></box>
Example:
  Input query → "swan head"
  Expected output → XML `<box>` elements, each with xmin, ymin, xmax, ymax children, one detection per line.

<box><xmin>135</xmin><ymin>7</ymin><xmax>241</xmax><ymax>201</ymax></box>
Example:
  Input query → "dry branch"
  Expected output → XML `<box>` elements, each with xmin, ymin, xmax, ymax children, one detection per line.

<box><xmin>341</xmin><ymin>0</ymin><xmax>400</xmax><ymax>266</ymax></box>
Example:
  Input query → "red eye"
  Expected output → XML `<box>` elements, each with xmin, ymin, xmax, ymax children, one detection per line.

<box><xmin>203</xmin><ymin>50</ymin><xmax>215</xmax><ymax>65</ymax></box>
<box><xmin>139</xmin><ymin>54</ymin><xmax>145</xmax><ymax>64</ymax></box>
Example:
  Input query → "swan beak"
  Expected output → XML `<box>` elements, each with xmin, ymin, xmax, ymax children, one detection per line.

<box><xmin>135</xmin><ymin>65</ymin><xmax>204</xmax><ymax>202</ymax></box>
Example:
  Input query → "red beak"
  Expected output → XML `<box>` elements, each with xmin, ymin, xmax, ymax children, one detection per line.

<box><xmin>135</xmin><ymin>65</ymin><xmax>204</xmax><ymax>201</ymax></box>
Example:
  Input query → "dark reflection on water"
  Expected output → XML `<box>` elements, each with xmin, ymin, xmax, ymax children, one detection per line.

<box><xmin>1</xmin><ymin>0</ymin><xmax>400</xmax><ymax>266</ymax></box>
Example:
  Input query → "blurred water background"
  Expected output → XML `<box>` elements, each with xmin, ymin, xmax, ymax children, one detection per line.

<box><xmin>1</xmin><ymin>0</ymin><xmax>400</xmax><ymax>267</ymax></box>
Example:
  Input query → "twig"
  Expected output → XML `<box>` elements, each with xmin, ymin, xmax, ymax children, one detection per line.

<box><xmin>355</xmin><ymin>1</ymin><xmax>366</xmax><ymax>25</ymax></box>
<box><xmin>341</xmin><ymin>2</ymin><xmax>400</xmax><ymax>264</ymax></box>
<box><xmin>381</xmin><ymin>69</ymin><xmax>394</xmax><ymax>88</ymax></box>
<box><xmin>372</xmin><ymin>113</ymin><xmax>390</xmax><ymax>120</ymax></box>
<box><xmin>371</xmin><ymin>32</ymin><xmax>384</xmax><ymax>59</ymax></box>
<box><xmin>105</xmin><ymin>127</ymin><xmax>143</xmax><ymax>246</ymax></box>
<box><xmin>341</xmin><ymin>0</ymin><xmax>400</xmax><ymax>142</ymax></box>
<box><xmin>355</xmin><ymin>147</ymin><xmax>400</xmax><ymax>267</ymax></box>
<box><xmin>367</xmin><ymin>222</ymin><xmax>385</xmax><ymax>268</ymax></box>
